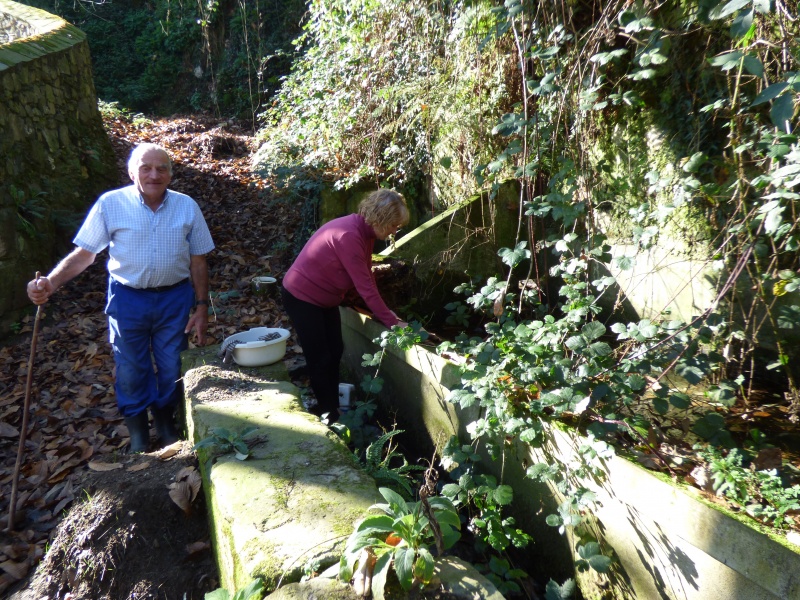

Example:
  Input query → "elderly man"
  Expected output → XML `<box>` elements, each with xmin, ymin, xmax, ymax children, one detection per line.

<box><xmin>27</xmin><ymin>143</ymin><xmax>215</xmax><ymax>452</ymax></box>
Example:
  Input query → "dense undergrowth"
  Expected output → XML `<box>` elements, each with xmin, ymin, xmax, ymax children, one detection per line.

<box><xmin>21</xmin><ymin>0</ymin><xmax>305</xmax><ymax>123</ymax></box>
<box><xmin>249</xmin><ymin>0</ymin><xmax>800</xmax><ymax>594</ymax></box>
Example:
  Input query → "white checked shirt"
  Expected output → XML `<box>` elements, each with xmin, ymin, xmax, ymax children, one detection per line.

<box><xmin>74</xmin><ymin>185</ymin><xmax>215</xmax><ymax>289</ymax></box>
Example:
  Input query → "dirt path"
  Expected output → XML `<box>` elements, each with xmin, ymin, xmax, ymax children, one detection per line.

<box><xmin>0</xmin><ymin>113</ymin><xmax>304</xmax><ymax>599</ymax></box>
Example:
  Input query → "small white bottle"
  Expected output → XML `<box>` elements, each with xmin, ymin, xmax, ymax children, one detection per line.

<box><xmin>338</xmin><ymin>383</ymin><xmax>356</xmax><ymax>413</ymax></box>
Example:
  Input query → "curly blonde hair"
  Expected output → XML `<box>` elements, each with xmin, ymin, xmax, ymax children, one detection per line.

<box><xmin>358</xmin><ymin>189</ymin><xmax>409</xmax><ymax>229</ymax></box>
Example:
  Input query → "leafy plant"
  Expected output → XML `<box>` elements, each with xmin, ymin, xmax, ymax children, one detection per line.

<box><xmin>477</xmin><ymin>554</ymin><xmax>528</xmax><ymax>596</ymax></box>
<box><xmin>11</xmin><ymin>185</ymin><xmax>46</xmax><ymax>238</ymax></box>
<box><xmin>193</xmin><ymin>425</ymin><xmax>259</xmax><ymax>461</ymax></box>
<box><xmin>698</xmin><ymin>445</ymin><xmax>800</xmax><ymax>530</ymax></box>
<box><xmin>205</xmin><ymin>578</ymin><xmax>264</xmax><ymax>600</ymax></box>
<box><xmin>340</xmin><ymin>487</ymin><xmax>461</xmax><ymax>599</ymax></box>
<box><xmin>361</xmin><ymin>429</ymin><xmax>426</xmax><ymax>500</ymax></box>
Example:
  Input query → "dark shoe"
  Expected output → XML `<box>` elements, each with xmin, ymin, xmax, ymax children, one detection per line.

<box><xmin>125</xmin><ymin>412</ymin><xmax>150</xmax><ymax>453</ymax></box>
<box><xmin>152</xmin><ymin>404</ymin><xmax>180</xmax><ymax>446</ymax></box>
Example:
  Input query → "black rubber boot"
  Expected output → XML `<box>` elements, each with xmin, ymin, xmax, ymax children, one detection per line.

<box><xmin>125</xmin><ymin>411</ymin><xmax>150</xmax><ymax>453</ymax></box>
<box><xmin>152</xmin><ymin>404</ymin><xmax>180</xmax><ymax>447</ymax></box>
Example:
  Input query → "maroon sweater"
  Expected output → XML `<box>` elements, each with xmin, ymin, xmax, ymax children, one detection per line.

<box><xmin>283</xmin><ymin>214</ymin><xmax>399</xmax><ymax>327</ymax></box>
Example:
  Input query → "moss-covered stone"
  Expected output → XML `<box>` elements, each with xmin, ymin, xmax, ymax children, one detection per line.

<box><xmin>0</xmin><ymin>0</ymin><xmax>116</xmax><ymax>337</ymax></box>
<box><xmin>181</xmin><ymin>345</ymin><xmax>383</xmax><ymax>594</ymax></box>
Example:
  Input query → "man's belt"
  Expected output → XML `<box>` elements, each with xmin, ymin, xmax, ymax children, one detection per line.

<box><xmin>123</xmin><ymin>278</ymin><xmax>189</xmax><ymax>292</ymax></box>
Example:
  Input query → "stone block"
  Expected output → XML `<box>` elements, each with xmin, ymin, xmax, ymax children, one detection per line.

<box><xmin>181</xmin><ymin>347</ymin><xmax>382</xmax><ymax>593</ymax></box>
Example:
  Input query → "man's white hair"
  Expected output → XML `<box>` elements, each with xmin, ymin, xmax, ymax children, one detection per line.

<box><xmin>128</xmin><ymin>143</ymin><xmax>172</xmax><ymax>175</ymax></box>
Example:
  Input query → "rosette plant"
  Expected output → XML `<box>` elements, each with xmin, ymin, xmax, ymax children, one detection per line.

<box><xmin>340</xmin><ymin>487</ymin><xmax>461</xmax><ymax>599</ymax></box>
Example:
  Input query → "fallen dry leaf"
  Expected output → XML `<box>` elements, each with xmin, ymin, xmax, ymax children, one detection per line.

<box><xmin>87</xmin><ymin>461</ymin><xmax>123</xmax><ymax>472</ymax></box>
<box><xmin>0</xmin><ymin>559</ymin><xmax>29</xmax><ymax>580</ymax></box>
<box><xmin>157</xmin><ymin>446</ymin><xmax>180</xmax><ymax>460</ymax></box>
<box><xmin>169</xmin><ymin>481</ymin><xmax>194</xmax><ymax>515</ymax></box>
<box><xmin>0</xmin><ymin>422</ymin><xmax>18</xmax><ymax>437</ymax></box>
<box><xmin>127</xmin><ymin>462</ymin><xmax>152</xmax><ymax>472</ymax></box>
<box><xmin>185</xmin><ymin>540</ymin><xmax>210</xmax><ymax>559</ymax></box>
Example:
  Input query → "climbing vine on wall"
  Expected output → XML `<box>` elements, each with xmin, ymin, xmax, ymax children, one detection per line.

<box><xmin>246</xmin><ymin>0</ymin><xmax>800</xmax><ymax>587</ymax></box>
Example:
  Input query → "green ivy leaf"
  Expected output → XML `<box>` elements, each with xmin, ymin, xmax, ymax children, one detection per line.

<box><xmin>669</xmin><ymin>393</ymin><xmax>691</xmax><ymax>409</ymax></box>
<box><xmin>742</xmin><ymin>55</ymin><xmax>763</xmax><ymax>77</ymax></box>
<box><xmin>494</xmin><ymin>485</ymin><xmax>514</xmax><ymax>505</ymax></box>
<box><xmin>627</xmin><ymin>374</ymin><xmax>647</xmax><ymax>391</ymax></box>
<box><xmin>709</xmin><ymin>0</ymin><xmax>752</xmax><ymax>20</ymax></box>
<box><xmin>692</xmin><ymin>412</ymin><xmax>726</xmax><ymax>439</ymax></box>
<box><xmin>730</xmin><ymin>9</ymin><xmax>753</xmax><ymax>38</ymax></box>
<box><xmin>752</xmin><ymin>81</ymin><xmax>791</xmax><ymax>106</ymax></box>
<box><xmin>545</xmin><ymin>578</ymin><xmax>576</xmax><ymax>600</ymax></box>
<box><xmin>588</xmin><ymin>554</ymin><xmax>613</xmax><ymax>573</ymax></box>
<box><xmin>771</xmin><ymin>93</ymin><xmax>795</xmax><ymax>131</ymax></box>
<box><xmin>581</xmin><ymin>321</ymin><xmax>606</xmax><ymax>340</ymax></box>
<box><xmin>588</xmin><ymin>342</ymin><xmax>612</xmax><ymax>357</ymax></box>
<box><xmin>709</xmin><ymin>50</ymin><xmax>743</xmax><ymax>71</ymax></box>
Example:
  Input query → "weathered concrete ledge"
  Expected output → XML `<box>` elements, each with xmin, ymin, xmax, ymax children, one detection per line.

<box><xmin>181</xmin><ymin>347</ymin><xmax>381</xmax><ymax>593</ymax></box>
<box><xmin>180</xmin><ymin>345</ymin><xmax>507</xmax><ymax>599</ymax></box>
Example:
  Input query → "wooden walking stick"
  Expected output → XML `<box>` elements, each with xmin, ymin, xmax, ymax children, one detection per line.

<box><xmin>7</xmin><ymin>272</ymin><xmax>43</xmax><ymax>532</ymax></box>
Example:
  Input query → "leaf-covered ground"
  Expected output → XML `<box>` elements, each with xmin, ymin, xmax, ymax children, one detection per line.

<box><xmin>0</xmin><ymin>113</ymin><xmax>307</xmax><ymax>598</ymax></box>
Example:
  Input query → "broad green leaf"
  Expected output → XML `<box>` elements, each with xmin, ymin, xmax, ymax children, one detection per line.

<box><xmin>394</xmin><ymin>547</ymin><xmax>416</xmax><ymax>590</ymax></box>
<box><xmin>590</xmin><ymin>49</ymin><xmax>628</xmax><ymax>65</ymax></box>
<box><xmin>627</xmin><ymin>374</ymin><xmax>647</xmax><ymax>391</ymax></box>
<box><xmin>742</xmin><ymin>55</ymin><xmax>763</xmax><ymax>77</ymax></box>
<box><xmin>578</xmin><ymin>542</ymin><xmax>601</xmax><ymax>558</ymax></box>
<box><xmin>709</xmin><ymin>51</ymin><xmax>743</xmax><ymax>71</ymax></box>
<box><xmin>771</xmin><ymin>93</ymin><xmax>795</xmax><ymax>131</ymax></box>
<box><xmin>371</xmin><ymin>552</ymin><xmax>392</xmax><ymax>600</ymax></box>
<box><xmin>751</xmin><ymin>82</ymin><xmax>789</xmax><ymax>107</ymax></box>
<box><xmin>669</xmin><ymin>393</ymin><xmax>691</xmax><ymax>409</ymax></box>
<box><xmin>683</xmin><ymin>152</ymin><xmax>707</xmax><ymax>173</ymax></box>
<box><xmin>545</xmin><ymin>578</ymin><xmax>577</xmax><ymax>600</ymax></box>
<box><xmin>588</xmin><ymin>554</ymin><xmax>613</xmax><ymax>573</ymax></box>
<box><xmin>613</xmin><ymin>256</ymin><xmax>635</xmax><ymax>271</ymax></box>
<box><xmin>566</xmin><ymin>336</ymin><xmax>585</xmax><ymax>350</ymax></box>
<box><xmin>356</xmin><ymin>515</ymin><xmax>395</xmax><ymax>532</ymax></box>
<box><xmin>545</xmin><ymin>514</ymin><xmax>562</xmax><ymax>527</ymax></box>
<box><xmin>494</xmin><ymin>485</ymin><xmax>514</xmax><ymax>505</ymax></box>
<box><xmin>589</xmin><ymin>342</ymin><xmax>612</xmax><ymax>357</ymax></box>
<box><xmin>730</xmin><ymin>9</ymin><xmax>754</xmax><ymax>38</ymax></box>
<box><xmin>709</xmin><ymin>0</ymin><xmax>752</xmax><ymax>20</ymax></box>
<box><xmin>692</xmin><ymin>412</ymin><xmax>726</xmax><ymax>439</ymax></box>
<box><xmin>582</xmin><ymin>321</ymin><xmax>606</xmax><ymax>340</ymax></box>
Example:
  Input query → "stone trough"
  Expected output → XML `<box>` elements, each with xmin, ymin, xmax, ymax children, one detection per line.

<box><xmin>180</xmin><ymin>345</ymin><xmax>504</xmax><ymax>598</ymax></box>
<box><xmin>339</xmin><ymin>306</ymin><xmax>800</xmax><ymax>600</ymax></box>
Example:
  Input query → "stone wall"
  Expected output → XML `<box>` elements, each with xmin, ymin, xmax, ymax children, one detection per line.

<box><xmin>0</xmin><ymin>0</ymin><xmax>117</xmax><ymax>334</ymax></box>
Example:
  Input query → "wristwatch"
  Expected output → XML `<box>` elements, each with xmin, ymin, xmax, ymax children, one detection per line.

<box><xmin>196</xmin><ymin>299</ymin><xmax>209</xmax><ymax>306</ymax></box>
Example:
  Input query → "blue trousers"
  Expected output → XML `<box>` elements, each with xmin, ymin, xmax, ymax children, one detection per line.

<box><xmin>106</xmin><ymin>278</ymin><xmax>194</xmax><ymax>418</ymax></box>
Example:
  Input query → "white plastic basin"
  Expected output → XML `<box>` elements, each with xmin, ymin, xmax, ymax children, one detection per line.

<box><xmin>221</xmin><ymin>327</ymin><xmax>290</xmax><ymax>367</ymax></box>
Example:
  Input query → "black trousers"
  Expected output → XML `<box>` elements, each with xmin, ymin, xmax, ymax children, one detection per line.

<box><xmin>281</xmin><ymin>286</ymin><xmax>343</xmax><ymax>415</ymax></box>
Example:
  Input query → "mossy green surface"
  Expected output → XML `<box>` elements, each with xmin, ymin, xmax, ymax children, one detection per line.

<box><xmin>181</xmin><ymin>345</ymin><xmax>382</xmax><ymax>594</ymax></box>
